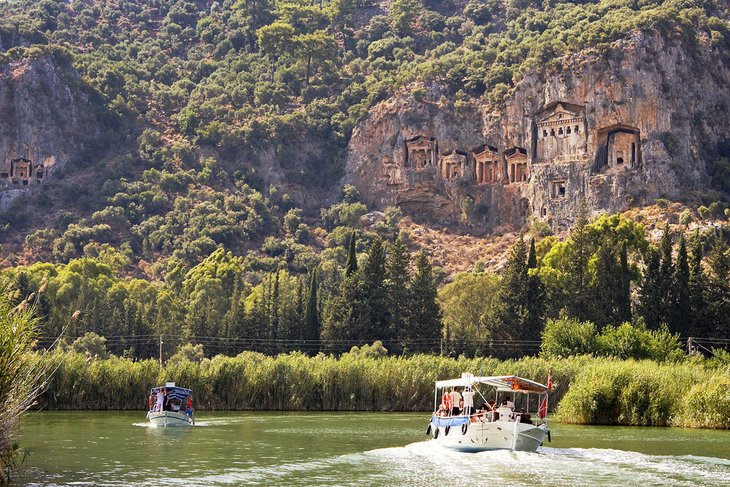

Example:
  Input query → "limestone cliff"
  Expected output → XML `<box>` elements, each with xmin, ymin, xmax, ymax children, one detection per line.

<box><xmin>0</xmin><ymin>54</ymin><xmax>108</xmax><ymax>209</ymax></box>
<box><xmin>345</xmin><ymin>29</ymin><xmax>730</xmax><ymax>232</ymax></box>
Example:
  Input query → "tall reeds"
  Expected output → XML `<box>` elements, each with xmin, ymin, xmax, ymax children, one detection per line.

<box><xmin>0</xmin><ymin>282</ymin><xmax>52</xmax><ymax>484</ymax></box>
<box><xmin>28</xmin><ymin>352</ymin><xmax>730</xmax><ymax>429</ymax></box>
<box><xmin>556</xmin><ymin>358</ymin><xmax>730</xmax><ymax>428</ymax></box>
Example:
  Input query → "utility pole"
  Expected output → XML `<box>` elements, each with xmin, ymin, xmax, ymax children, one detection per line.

<box><xmin>159</xmin><ymin>336</ymin><xmax>164</xmax><ymax>367</ymax></box>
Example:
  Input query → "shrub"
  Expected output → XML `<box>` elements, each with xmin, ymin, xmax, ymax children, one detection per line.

<box><xmin>698</xmin><ymin>205</ymin><xmax>711</xmax><ymax>219</ymax></box>
<box><xmin>679</xmin><ymin>209</ymin><xmax>693</xmax><ymax>226</ymax></box>
<box><xmin>167</xmin><ymin>344</ymin><xmax>206</xmax><ymax>365</ymax></box>
<box><xmin>540</xmin><ymin>317</ymin><xmax>597</xmax><ymax>358</ymax></box>
<box><xmin>71</xmin><ymin>332</ymin><xmax>109</xmax><ymax>360</ymax></box>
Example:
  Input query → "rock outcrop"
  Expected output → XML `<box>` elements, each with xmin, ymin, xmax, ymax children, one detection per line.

<box><xmin>345</xmin><ymin>30</ymin><xmax>730</xmax><ymax>232</ymax></box>
<box><xmin>0</xmin><ymin>54</ymin><xmax>108</xmax><ymax>209</ymax></box>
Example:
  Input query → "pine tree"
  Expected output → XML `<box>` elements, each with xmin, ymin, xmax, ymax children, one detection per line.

<box><xmin>406</xmin><ymin>252</ymin><xmax>442</xmax><ymax>353</ymax></box>
<box><xmin>346</xmin><ymin>231</ymin><xmax>358</xmax><ymax>276</ymax></box>
<box><xmin>385</xmin><ymin>238</ymin><xmax>411</xmax><ymax>351</ymax></box>
<box><xmin>525</xmin><ymin>237</ymin><xmax>545</xmax><ymax>342</ymax></box>
<box><xmin>639</xmin><ymin>246</ymin><xmax>662</xmax><ymax>329</ymax></box>
<box><xmin>303</xmin><ymin>269</ymin><xmax>320</xmax><ymax>355</ymax></box>
<box><xmin>671</xmin><ymin>234</ymin><xmax>691</xmax><ymax>334</ymax></box>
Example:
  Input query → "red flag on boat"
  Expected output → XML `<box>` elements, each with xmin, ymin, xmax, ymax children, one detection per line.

<box><xmin>538</xmin><ymin>396</ymin><xmax>548</xmax><ymax>419</ymax></box>
<box><xmin>538</xmin><ymin>371</ymin><xmax>552</xmax><ymax>419</ymax></box>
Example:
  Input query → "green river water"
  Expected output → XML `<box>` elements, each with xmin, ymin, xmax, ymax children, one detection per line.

<box><xmin>17</xmin><ymin>411</ymin><xmax>730</xmax><ymax>486</ymax></box>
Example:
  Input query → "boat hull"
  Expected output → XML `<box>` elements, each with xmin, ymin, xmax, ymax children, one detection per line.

<box><xmin>147</xmin><ymin>411</ymin><xmax>194</xmax><ymax>427</ymax></box>
<box><xmin>430</xmin><ymin>419</ymin><xmax>548</xmax><ymax>452</ymax></box>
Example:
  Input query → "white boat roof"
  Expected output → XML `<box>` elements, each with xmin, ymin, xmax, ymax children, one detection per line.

<box><xmin>435</xmin><ymin>375</ymin><xmax>548</xmax><ymax>393</ymax></box>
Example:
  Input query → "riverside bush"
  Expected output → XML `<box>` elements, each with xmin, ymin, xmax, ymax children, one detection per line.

<box><xmin>556</xmin><ymin>359</ymin><xmax>711</xmax><ymax>427</ymax></box>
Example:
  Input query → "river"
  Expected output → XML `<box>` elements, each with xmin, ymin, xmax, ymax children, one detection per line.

<box><xmin>18</xmin><ymin>412</ymin><xmax>730</xmax><ymax>486</ymax></box>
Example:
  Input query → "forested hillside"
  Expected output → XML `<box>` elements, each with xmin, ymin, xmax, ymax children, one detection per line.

<box><xmin>0</xmin><ymin>0</ymin><xmax>728</xmax><ymax>360</ymax></box>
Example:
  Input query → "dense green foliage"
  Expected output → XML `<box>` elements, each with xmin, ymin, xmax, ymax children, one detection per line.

<box><xmin>441</xmin><ymin>215</ymin><xmax>730</xmax><ymax>355</ymax></box>
<box><xmin>30</xmin><ymin>350</ymin><xmax>730</xmax><ymax>429</ymax></box>
<box><xmin>0</xmin><ymin>1</ymin><xmax>728</xmax><ymax>364</ymax></box>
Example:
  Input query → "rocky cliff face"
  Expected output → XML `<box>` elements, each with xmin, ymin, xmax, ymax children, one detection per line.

<box><xmin>0</xmin><ymin>54</ymin><xmax>106</xmax><ymax>209</ymax></box>
<box><xmin>345</xmin><ymin>29</ymin><xmax>730</xmax><ymax>232</ymax></box>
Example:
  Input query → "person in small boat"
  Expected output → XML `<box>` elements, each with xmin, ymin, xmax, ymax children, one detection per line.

<box><xmin>435</xmin><ymin>404</ymin><xmax>447</xmax><ymax>417</ymax></box>
<box><xmin>163</xmin><ymin>389</ymin><xmax>172</xmax><ymax>411</ymax></box>
<box><xmin>186</xmin><ymin>396</ymin><xmax>194</xmax><ymax>416</ymax></box>
<box><xmin>458</xmin><ymin>398</ymin><xmax>464</xmax><ymax>415</ymax></box>
<box><xmin>155</xmin><ymin>388</ymin><xmax>165</xmax><ymax>412</ymax></box>
<box><xmin>449</xmin><ymin>387</ymin><xmax>461</xmax><ymax>416</ymax></box>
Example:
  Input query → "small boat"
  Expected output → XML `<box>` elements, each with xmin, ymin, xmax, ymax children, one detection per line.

<box><xmin>146</xmin><ymin>382</ymin><xmax>195</xmax><ymax>427</ymax></box>
<box><xmin>426</xmin><ymin>374</ymin><xmax>551</xmax><ymax>452</ymax></box>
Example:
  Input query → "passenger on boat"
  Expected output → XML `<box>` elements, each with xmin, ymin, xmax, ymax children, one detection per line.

<box><xmin>519</xmin><ymin>408</ymin><xmax>534</xmax><ymax>424</ymax></box>
<box><xmin>436</xmin><ymin>404</ymin><xmax>448</xmax><ymax>417</ymax></box>
<box><xmin>496</xmin><ymin>400</ymin><xmax>514</xmax><ymax>422</ymax></box>
<box><xmin>449</xmin><ymin>387</ymin><xmax>461</xmax><ymax>416</ymax></box>
<box><xmin>163</xmin><ymin>389</ymin><xmax>172</xmax><ymax>411</ymax></box>
<box><xmin>155</xmin><ymin>389</ymin><xmax>165</xmax><ymax>412</ymax></box>
<box><xmin>458</xmin><ymin>398</ymin><xmax>464</xmax><ymax>415</ymax></box>
<box><xmin>462</xmin><ymin>386</ymin><xmax>474</xmax><ymax>416</ymax></box>
<box><xmin>441</xmin><ymin>390</ymin><xmax>450</xmax><ymax>411</ymax></box>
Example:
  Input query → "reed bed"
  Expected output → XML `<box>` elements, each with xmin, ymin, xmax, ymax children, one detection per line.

<box><xmin>30</xmin><ymin>352</ymin><xmax>729</xmax><ymax>429</ymax></box>
<box><xmin>556</xmin><ymin>359</ymin><xmax>730</xmax><ymax>428</ymax></box>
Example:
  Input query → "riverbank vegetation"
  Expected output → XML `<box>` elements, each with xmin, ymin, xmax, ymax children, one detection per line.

<box><xmin>3</xmin><ymin>212</ymin><xmax>729</xmax><ymax>362</ymax></box>
<box><xmin>30</xmin><ymin>350</ymin><xmax>730</xmax><ymax>429</ymax></box>
<box><xmin>0</xmin><ymin>281</ymin><xmax>51</xmax><ymax>484</ymax></box>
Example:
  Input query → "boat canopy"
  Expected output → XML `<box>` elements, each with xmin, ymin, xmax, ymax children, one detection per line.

<box><xmin>150</xmin><ymin>386</ymin><xmax>192</xmax><ymax>401</ymax></box>
<box><xmin>434</xmin><ymin>375</ymin><xmax>548</xmax><ymax>393</ymax></box>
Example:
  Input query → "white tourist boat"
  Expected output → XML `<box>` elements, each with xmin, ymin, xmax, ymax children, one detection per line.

<box><xmin>427</xmin><ymin>374</ymin><xmax>551</xmax><ymax>452</ymax></box>
<box><xmin>146</xmin><ymin>382</ymin><xmax>195</xmax><ymax>427</ymax></box>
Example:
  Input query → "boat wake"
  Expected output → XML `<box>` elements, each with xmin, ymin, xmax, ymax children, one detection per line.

<box><xmin>146</xmin><ymin>441</ymin><xmax>730</xmax><ymax>486</ymax></box>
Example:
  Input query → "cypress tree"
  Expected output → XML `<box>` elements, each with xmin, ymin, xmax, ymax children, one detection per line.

<box><xmin>618</xmin><ymin>241</ymin><xmax>632</xmax><ymax>323</ymax></box>
<box><xmin>303</xmin><ymin>269</ymin><xmax>320</xmax><ymax>355</ymax></box>
<box><xmin>385</xmin><ymin>238</ymin><xmax>411</xmax><ymax>348</ymax></box>
<box><xmin>361</xmin><ymin>238</ymin><xmax>389</xmax><ymax>341</ymax></box>
<box><xmin>566</xmin><ymin>201</ymin><xmax>593</xmax><ymax>321</ymax></box>
<box><xmin>705</xmin><ymin>238</ymin><xmax>730</xmax><ymax>338</ymax></box>
<box><xmin>406</xmin><ymin>252</ymin><xmax>442</xmax><ymax>353</ymax></box>
<box><xmin>346</xmin><ymin>231</ymin><xmax>358</xmax><ymax>276</ymax></box>
<box><xmin>688</xmin><ymin>231</ymin><xmax>707</xmax><ymax>337</ymax></box>
<box><xmin>658</xmin><ymin>223</ymin><xmax>674</xmax><ymax>325</ymax></box>
<box><xmin>671</xmin><ymin>234</ymin><xmax>691</xmax><ymax>334</ymax></box>
<box><xmin>525</xmin><ymin>237</ymin><xmax>545</xmax><ymax>342</ymax></box>
<box><xmin>639</xmin><ymin>246</ymin><xmax>662</xmax><ymax>329</ymax></box>
<box><xmin>493</xmin><ymin>236</ymin><xmax>529</xmax><ymax>355</ymax></box>
<box><xmin>592</xmin><ymin>238</ymin><xmax>621</xmax><ymax>329</ymax></box>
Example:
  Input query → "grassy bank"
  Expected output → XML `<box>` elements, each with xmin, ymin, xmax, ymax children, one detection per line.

<box><xmin>32</xmin><ymin>352</ymin><xmax>729</xmax><ymax>429</ymax></box>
